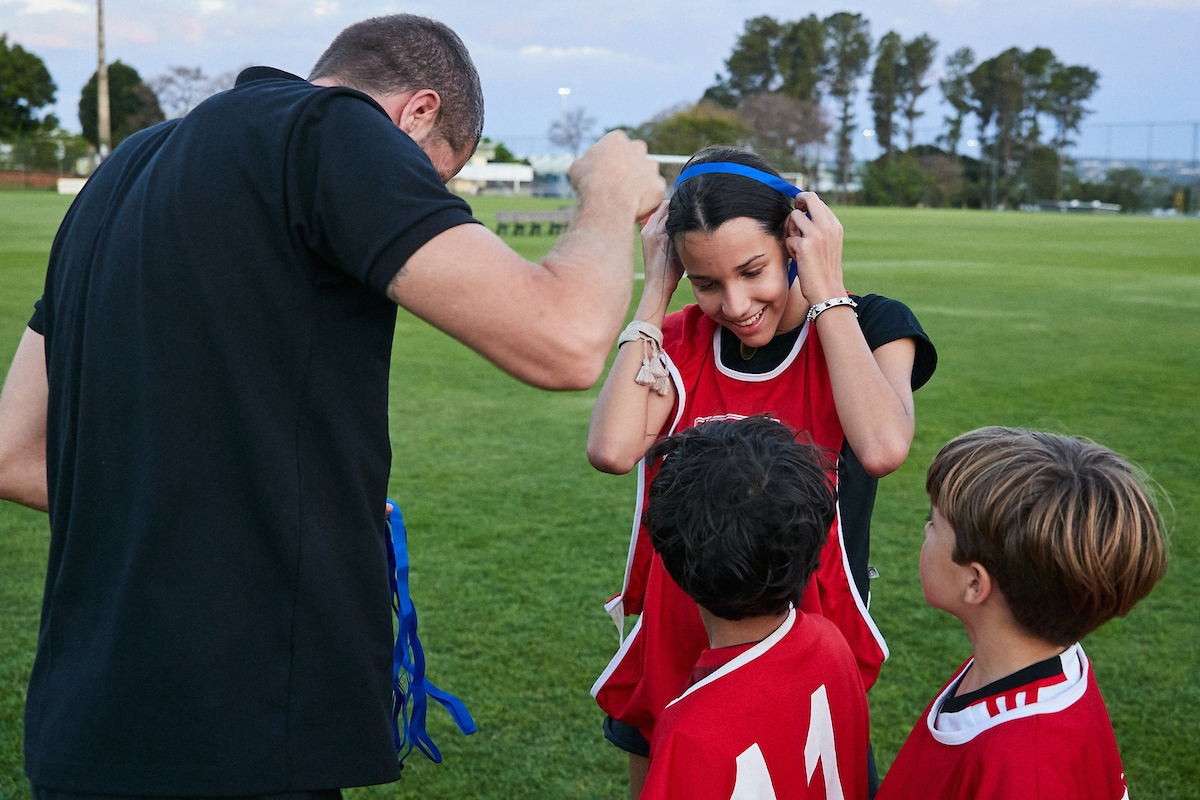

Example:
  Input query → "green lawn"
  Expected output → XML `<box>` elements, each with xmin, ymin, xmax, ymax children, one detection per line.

<box><xmin>1</xmin><ymin>190</ymin><xmax>1197</xmax><ymax>798</ymax></box>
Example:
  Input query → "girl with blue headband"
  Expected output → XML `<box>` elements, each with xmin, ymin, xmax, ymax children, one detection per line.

<box><xmin>587</xmin><ymin>146</ymin><xmax>938</xmax><ymax>797</ymax></box>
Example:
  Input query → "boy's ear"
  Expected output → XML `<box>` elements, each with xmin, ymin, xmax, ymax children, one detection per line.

<box><xmin>963</xmin><ymin>562</ymin><xmax>993</xmax><ymax>606</ymax></box>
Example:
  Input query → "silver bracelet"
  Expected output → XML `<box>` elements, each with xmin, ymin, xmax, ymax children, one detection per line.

<box><xmin>806</xmin><ymin>296</ymin><xmax>858</xmax><ymax>323</ymax></box>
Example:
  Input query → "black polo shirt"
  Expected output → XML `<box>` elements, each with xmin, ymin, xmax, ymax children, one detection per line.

<box><xmin>28</xmin><ymin>67</ymin><xmax>475</xmax><ymax>795</ymax></box>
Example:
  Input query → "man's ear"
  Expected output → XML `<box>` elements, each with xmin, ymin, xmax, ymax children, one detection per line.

<box><xmin>394</xmin><ymin>89</ymin><xmax>442</xmax><ymax>140</ymax></box>
<box><xmin>963</xmin><ymin>562</ymin><xmax>993</xmax><ymax>606</ymax></box>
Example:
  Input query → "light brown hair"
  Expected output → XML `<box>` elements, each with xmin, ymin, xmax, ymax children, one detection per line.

<box><xmin>927</xmin><ymin>426</ymin><xmax>1167</xmax><ymax>646</ymax></box>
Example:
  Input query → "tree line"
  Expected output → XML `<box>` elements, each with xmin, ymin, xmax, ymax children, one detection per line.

<box><xmin>620</xmin><ymin>13</ymin><xmax>1172</xmax><ymax>210</ymax></box>
<box><xmin>0</xmin><ymin>26</ymin><xmax>1190</xmax><ymax>211</ymax></box>
<box><xmin>0</xmin><ymin>37</ymin><xmax>236</xmax><ymax>175</ymax></box>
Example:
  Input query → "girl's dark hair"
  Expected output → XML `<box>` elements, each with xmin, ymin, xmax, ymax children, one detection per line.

<box><xmin>644</xmin><ymin>415</ymin><xmax>837</xmax><ymax>620</ymax></box>
<box><xmin>666</xmin><ymin>146</ymin><xmax>794</xmax><ymax>243</ymax></box>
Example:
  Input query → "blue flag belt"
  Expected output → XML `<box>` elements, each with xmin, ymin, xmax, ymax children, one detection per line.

<box><xmin>385</xmin><ymin>500</ymin><xmax>477</xmax><ymax>767</ymax></box>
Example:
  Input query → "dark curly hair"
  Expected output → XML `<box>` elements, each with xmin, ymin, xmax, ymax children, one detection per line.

<box><xmin>644</xmin><ymin>415</ymin><xmax>837</xmax><ymax>620</ymax></box>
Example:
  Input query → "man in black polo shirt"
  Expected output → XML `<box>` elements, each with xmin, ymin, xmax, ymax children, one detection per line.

<box><xmin>0</xmin><ymin>14</ymin><xmax>664</xmax><ymax>800</ymax></box>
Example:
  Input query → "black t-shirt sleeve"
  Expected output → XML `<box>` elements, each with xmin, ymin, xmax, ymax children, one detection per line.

<box><xmin>289</xmin><ymin>91</ymin><xmax>479</xmax><ymax>296</ymax></box>
<box><xmin>28</xmin><ymin>297</ymin><xmax>45</xmax><ymax>334</ymax></box>
<box><xmin>852</xmin><ymin>293</ymin><xmax>937</xmax><ymax>390</ymax></box>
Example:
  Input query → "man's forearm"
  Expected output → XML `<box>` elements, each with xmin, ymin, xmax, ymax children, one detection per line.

<box><xmin>537</xmin><ymin>189</ymin><xmax>640</xmax><ymax>374</ymax></box>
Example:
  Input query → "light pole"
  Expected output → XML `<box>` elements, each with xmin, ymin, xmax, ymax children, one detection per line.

<box><xmin>97</xmin><ymin>0</ymin><xmax>111</xmax><ymax>158</ymax></box>
<box><xmin>557</xmin><ymin>87</ymin><xmax>570</xmax><ymax>113</ymax></box>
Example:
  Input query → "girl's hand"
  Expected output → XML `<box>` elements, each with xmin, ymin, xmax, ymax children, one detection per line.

<box><xmin>785</xmin><ymin>192</ymin><xmax>847</xmax><ymax>305</ymax></box>
<box><xmin>640</xmin><ymin>200</ymin><xmax>684</xmax><ymax>300</ymax></box>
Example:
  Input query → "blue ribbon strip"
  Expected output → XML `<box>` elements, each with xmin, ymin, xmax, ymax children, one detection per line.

<box><xmin>385</xmin><ymin>500</ymin><xmax>477</xmax><ymax>767</ymax></box>
<box><xmin>674</xmin><ymin>161</ymin><xmax>803</xmax><ymax>285</ymax></box>
<box><xmin>674</xmin><ymin>162</ymin><xmax>802</xmax><ymax>198</ymax></box>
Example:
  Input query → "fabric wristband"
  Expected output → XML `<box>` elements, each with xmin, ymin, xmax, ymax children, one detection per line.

<box><xmin>618</xmin><ymin>320</ymin><xmax>664</xmax><ymax>348</ymax></box>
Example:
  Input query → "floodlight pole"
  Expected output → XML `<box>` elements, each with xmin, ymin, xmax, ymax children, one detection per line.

<box><xmin>97</xmin><ymin>0</ymin><xmax>111</xmax><ymax>159</ymax></box>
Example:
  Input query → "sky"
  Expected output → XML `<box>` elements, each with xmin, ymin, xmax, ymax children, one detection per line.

<box><xmin>3</xmin><ymin>0</ymin><xmax>1199</xmax><ymax>162</ymax></box>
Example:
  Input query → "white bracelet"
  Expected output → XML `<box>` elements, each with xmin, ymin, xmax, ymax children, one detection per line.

<box><xmin>617</xmin><ymin>320</ymin><xmax>663</xmax><ymax>348</ymax></box>
<box><xmin>806</xmin><ymin>296</ymin><xmax>857</xmax><ymax>323</ymax></box>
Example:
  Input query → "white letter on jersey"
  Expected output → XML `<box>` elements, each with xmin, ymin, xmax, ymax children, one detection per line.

<box><xmin>730</xmin><ymin>743</ymin><xmax>778</xmax><ymax>800</ymax></box>
<box><xmin>805</xmin><ymin>685</ymin><xmax>845</xmax><ymax>800</ymax></box>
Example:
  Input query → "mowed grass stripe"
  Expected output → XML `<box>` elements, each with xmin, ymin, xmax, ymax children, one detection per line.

<box><xmin>0</xmin><ymin>191</ymin><xmax>1196</xmax><ymax>799</ymax></box>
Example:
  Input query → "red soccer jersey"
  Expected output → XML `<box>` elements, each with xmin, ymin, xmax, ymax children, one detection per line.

<box><xmin>593</xmin><ymin>305</ymin><xmax>888</xmax><ymax>743</ymax></box>
<box><xmin>640</xmin><ymin>608</ymin><xmax>870</xmax><ymax>800</ymax></box>
<box><xmin>876</xmin><ymin>644</ymin><xmax>1129</xmax><ymax>800</ymax></box>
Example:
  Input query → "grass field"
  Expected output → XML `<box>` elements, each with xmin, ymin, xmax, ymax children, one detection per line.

<box><xmin>0</xmin><ymin>189</ymin><xmax>1197</xmax><ymax>799</ymax></box>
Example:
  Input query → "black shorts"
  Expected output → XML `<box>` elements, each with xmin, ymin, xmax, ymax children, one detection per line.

<box><xmin>33</xmin><ymin>789</ymin><xmax>342</xmax><ymax>800</ymax></box>
<box><xmin>602</xmin><ymin>715</ymin><xmax>650</xmax><ymax>758</ymax></box>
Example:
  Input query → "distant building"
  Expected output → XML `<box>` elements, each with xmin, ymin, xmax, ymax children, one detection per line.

<box><xmin>449</xmin><ymin>161</ymin><xmax>535</xmax><ymax>195</ymax></box>
<box><xmin>527</xmin><ymin>153</ymin><xmax>575</xmax><ymax>198</ymax></box>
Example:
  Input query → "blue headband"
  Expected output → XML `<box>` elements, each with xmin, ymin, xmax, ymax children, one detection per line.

<box><xmin>674</xmin><ymin>162</ymin><xmax>802</xmax><ymax>285</ymax></box>
<box><xmin>674</xmin><ymin>162</ymin><xmax>801</xmax><ymax>199</ymax></box>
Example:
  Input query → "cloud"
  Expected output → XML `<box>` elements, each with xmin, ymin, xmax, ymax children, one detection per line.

<box><xmin>1067</xmin><ymin>0</ymin><xmax>1200</xmax><ymax>7</ymax></box>
<box><xmin>0</xmin><ymin>0</ymin><xmax>88</xmax><ymax>13</ymax></box>
<box><xmin>517</xmin><ymin>44</ymin><xmax>622</xmax><ymax>60</ymax></box>
<box><xmin>110</xmin><ymin>15</ymin><xmax>159</xmax><ymax>44</ymax></box>
<box><xmin>312</xmin><ymin>0</ymin><xmax>338</xmax><ymax>16</ymax></box>
<box><xmin>199</xmin><ymin>0</ymin><xmax>225</xmax><ymax>13</ymax></box>
<box><xmin>489</xmin><ymin>20</ymin><xmax>536</xmax><ymax>38</ymax></box>
<box><xmin>8</xmin><ymin>31</ymin><xmax>77</xmax><ymax>48</ymax></box>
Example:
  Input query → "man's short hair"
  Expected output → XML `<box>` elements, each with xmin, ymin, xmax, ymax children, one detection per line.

<box><xmin>644</xmin><ymin>416</ymin><xmax>837</xmax><ymax>621</ymax></box>
<box><xmin>309</xmin><ymin>14</ymin><xmax>484</xmax><ymax>153</ymax></box>
<box><xmin>927</xmin><ymin>426</ymin><xmax>1167</xmax><ymax>646</ymax></box>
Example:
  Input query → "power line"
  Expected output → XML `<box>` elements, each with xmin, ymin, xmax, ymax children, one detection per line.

<box><xmin>1084</xmin><ymin>121</ymin><xmax>1200</xmax><ymax>166</ymax></box>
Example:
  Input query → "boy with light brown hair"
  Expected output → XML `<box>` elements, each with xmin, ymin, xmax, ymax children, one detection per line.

<box><xmin>877</xmin><ymin>426</ymin><xmax>1167</xmax><ymax>800</ymax></box>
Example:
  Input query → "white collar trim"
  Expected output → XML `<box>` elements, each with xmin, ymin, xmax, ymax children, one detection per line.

<box><xmin>712</xmin><ymin>321</ymin><xmax>810</xmax><ymax>383</ymax></box>
<box><xmin>928</xmin><ymin>643</ymin><xmax>1089</xmax><ymax>746</ymax></box>
<box><xmin>666</xmin><ymin>607</ymin><xmax>796</xmax><ymax>708</ymax></box>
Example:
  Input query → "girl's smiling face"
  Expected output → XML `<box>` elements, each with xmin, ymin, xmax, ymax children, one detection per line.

<box><xmin>676</xmin><ymin>217</ymin><xmax>808</xmax><ymax>347</ymax></box>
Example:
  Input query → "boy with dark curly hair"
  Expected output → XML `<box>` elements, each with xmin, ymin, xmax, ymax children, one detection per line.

<box><xmin>633</xmin><ymin>415</ymin><xmax>869</xmax><ymax>800</ymax></box>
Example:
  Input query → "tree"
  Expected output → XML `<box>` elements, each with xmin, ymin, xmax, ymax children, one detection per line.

<box><xmin>738</xmin><ymin>92</ymin><xmax>827</xmax><ymax>180</ymax></box>
<box><xmin>149</xmin><ymin>66</ymin><xmax>217</xmax><ymax>118</ymax></box>
<box><xmin>869</xmin><ymin>32</ymin><xmax>902</xmax><ymax>159</ymax></box>
<box><xmin>632</xmin><ymin>101</ymin><xmax>750</xmax><ymax>156</ymax></box>
<box><xmin>80</xmin><ymin>61</ymin><xmax>165</xmax><ymax>147</ymax></box>
<box><xmin>938</xmin><ymin>47</ymin><xmax>974</xmax><ymax>155</ymax></box>
<box><xmin>914</xmin><ymin>149</ymin><xmax>966</xmax><ymax>208</ymax></box>
<box><xmin>822</xmin><ymin>12</ymin><xmax>872</xmax><ymax>197</ymax></box>
<box><xmin>1046</xmin><ymin>63</ymin><xmax>1099</xmax><ymax>197</ymax></box>
<box><xmin>0</xmin><ymin>35</ymin><xmax>58</xmax><ymax>138</ymax></box>
<box><xmin>776</xmin><ymin>15</ymin><xmax>826</xmax><ymax>103</ymax></box>
<box><xmin>703</xmin><ymin>16</ymin><xmax>783</xmax><ymax>108</ymax></box>
<box><xmin>548</xmin><ymin>107</ymin><xmax>596</xmax><ymax>157</ymax></box>
<box><xmin>859</xmin><ymin>152</ymin><xmax>928</xmax><ymax>206</ymax></box>
<box><xmin>492</xmin><ymin>141</ymin><xmax>525</xmax><ymax>164</ymax></box>
<box><xmin>968</xmin><ymin>48</ymin><xmax>1026</xmax><ymax>207</ymax></box>
<box><xmin>1020</xmin><ymin>47</ymin><xmax>1057</xmax><ymax>146</ymax></box>
<box><xmin>897</xmin><ymin>34</ymin><xmax>937</xmax><ymax>150</ymax></box>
